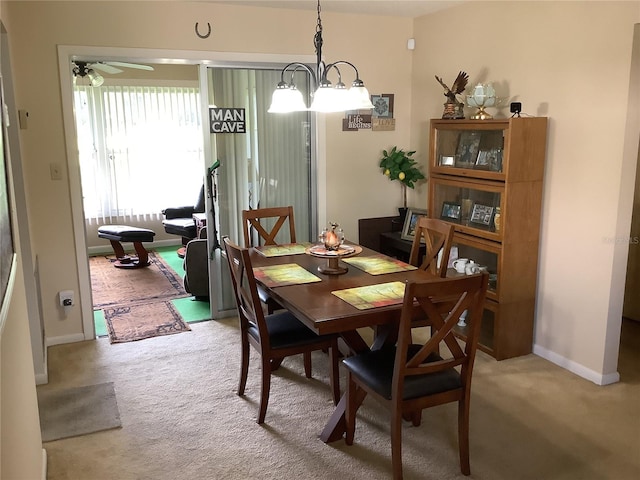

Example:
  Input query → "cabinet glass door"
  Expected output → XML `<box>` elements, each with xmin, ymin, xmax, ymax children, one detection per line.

<box><xmin>430</xmin><ymin>176</ymin><xmax>503</xmax><ymax>241</ymax></box>
<box><xmin>430</xmin><ymin>122</ymin><xmax>508</xmax><ymax>180</ymax></box>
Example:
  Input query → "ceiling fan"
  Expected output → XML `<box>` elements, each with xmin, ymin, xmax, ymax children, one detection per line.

<box><xmin>72</xmin><ymin>60</ymin><xmax>155</xmax><ymax>86</ymax></box>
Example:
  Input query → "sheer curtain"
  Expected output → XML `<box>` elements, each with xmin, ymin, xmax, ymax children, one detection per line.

<box><xmin>74</xmin><ymin>85</ymin><xmax>204</xmax><ymax>225</ymax></box>
<box><xmin>208</xmin><ymin>67</ymin><xmax>312</xmax><ymax>246</ymax></box>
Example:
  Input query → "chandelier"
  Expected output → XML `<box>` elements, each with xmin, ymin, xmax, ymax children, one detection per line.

<box><xmin>268</xmin><ymin>0</ymin><xmax>374</xmax><ymax>113</ymax></box>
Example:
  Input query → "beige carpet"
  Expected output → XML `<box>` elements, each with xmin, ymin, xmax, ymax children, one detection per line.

<box><xmin>41</xmin><ymin>318</ymin><xmax>640</xmax><ymax>480</ymax></box>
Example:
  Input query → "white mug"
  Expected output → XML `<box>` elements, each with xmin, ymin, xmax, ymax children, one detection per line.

<box><xmin>452</xmin><ymin>258</ymin><xmax>469</xmax><ymax>274</ymax></box>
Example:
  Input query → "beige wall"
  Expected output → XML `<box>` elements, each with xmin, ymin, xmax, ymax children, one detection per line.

<box><xmin>1</xmin><ymin>2</ymin><xmax>44</xmax><ymax>475</ymax></box>
<box><xmin>412</xmin><ymin>2</ymin><xmax>640</xmax><ymax>380</ymax></box>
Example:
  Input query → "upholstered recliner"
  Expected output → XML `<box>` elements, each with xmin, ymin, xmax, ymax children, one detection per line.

<box><xmin>162</xmin><ymin>185</ymin><xmax>205</xmax><ymax>256</ymax></box>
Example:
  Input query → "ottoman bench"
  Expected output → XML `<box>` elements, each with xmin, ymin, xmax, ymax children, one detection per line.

<box><xmin>98</xmin><ymin>225</ymin><xmax>156</xmax><ymax>268</ymax></box>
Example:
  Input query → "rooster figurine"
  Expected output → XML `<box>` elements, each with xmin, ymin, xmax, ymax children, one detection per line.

<box><xmin>435</xmin><ymin>71</ymin><xmax>469</xmax><ymax>119</ymax></box>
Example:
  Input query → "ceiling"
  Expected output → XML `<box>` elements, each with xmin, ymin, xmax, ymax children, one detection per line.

<box><xmin>209</xmin><ymin>1</ymin><xmax>464</xmax><ymax>18</ymax></box>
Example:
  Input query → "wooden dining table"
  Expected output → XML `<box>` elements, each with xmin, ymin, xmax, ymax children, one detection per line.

<box><xmin>248</xmin><ymin>242</ymin><xmax>440</xmax><ymax>443</ymax></box>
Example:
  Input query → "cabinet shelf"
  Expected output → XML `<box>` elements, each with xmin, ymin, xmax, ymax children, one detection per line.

<box><xmin>429</xmin><ymin>117</ymin><xmax>547</xmax><ymax>360</ymax></box>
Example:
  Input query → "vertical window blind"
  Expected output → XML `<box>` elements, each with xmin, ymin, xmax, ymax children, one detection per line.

<box><xmin>74</xmin><ymin>85</ymin><xmax>204</xmax><ymax>224</ymax></box>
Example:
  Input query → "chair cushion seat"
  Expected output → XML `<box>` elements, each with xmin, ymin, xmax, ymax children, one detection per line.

<box><xmin>342</xmin><ymin>345</ymin><xmax>461</xmax><ymax>401</ymax></box>
<box><xmin>248</xmin><ymin>311</ymin><xmax>333</xmax><ymax>350</ymax></box>
<box><xmin>162</xmin><ymin>218</ymin><xmax>197</xmax><ymax>237</ymax></box>
<box><xmin>97</xmin><ymin>225</ymin><xmax>155</xmax><ymax>243</ymax></box>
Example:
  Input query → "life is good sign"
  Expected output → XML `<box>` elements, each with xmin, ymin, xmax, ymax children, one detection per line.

<box><xmin>209</xmin><ymin>108</ymin><xmax>246</xmax><ymax>133</ymax></box>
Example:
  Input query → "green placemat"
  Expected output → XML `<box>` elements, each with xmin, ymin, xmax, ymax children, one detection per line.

<box><xmin>253</xmin><ymin>263</ymin><xmax>321</xmax><ymax>288</ymax></box>
<box><xmin>332</xmin><ymin>281</ymin><xmax>406</xmax><ymax>310</ymax></box>
<box><xmin>254</xmin><ymin>243</ymin><xmax>312</xmax><ymax>257</ymax></box>
<box><xmin>343</xmin><ymin>254</ymin><xmax>417</xmax><ymax>275</ymax></box>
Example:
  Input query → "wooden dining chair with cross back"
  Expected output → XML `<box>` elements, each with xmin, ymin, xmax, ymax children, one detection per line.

<box><xmin>242</xmin><ymin>206</ymin><xmax>296</xmax><ymax>313</ymax></box>
<box><xmin>343</xmin><ymin>273</ymin><xmax>489</xmax><ymax>479</ymax></box>
<box><xmin>222</xmin><ymin>236</ymin><xmax>341</xmax><ymax>424</ymax></box>
<box><xmin>409</xmin><ymin>217</ymin><xmax>455</xmax><ymax>278</ymax></box>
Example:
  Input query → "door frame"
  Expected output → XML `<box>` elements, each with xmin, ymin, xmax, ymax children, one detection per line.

<box><xmin>57</xmin><ymin>45</ymin><xmax>319</xmax><ymax>339</ymax></box>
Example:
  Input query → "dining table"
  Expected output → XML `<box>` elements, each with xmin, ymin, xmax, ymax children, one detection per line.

<box><xmin>248</xmin><ymin>241</ymin><xmax>441</xmax><ymax>443</ymax></box>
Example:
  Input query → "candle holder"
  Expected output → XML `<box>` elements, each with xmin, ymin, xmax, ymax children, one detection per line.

<box><xmin>307</xmin><ymin>222</ymin><xmax>361</xmax><ymax>275</ymax></box>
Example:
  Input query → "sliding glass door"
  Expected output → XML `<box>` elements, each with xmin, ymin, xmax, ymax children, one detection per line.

<box><xmin>202</xmin><ymin>65</ymin><xmax>316</xmax><ymax>316</ymax></box>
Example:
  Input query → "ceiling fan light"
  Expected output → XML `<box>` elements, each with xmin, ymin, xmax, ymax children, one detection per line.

<box><xmin>87</xmin><ymin>69</ymin><xmax>104</xmax><ymax>87</ymax></box>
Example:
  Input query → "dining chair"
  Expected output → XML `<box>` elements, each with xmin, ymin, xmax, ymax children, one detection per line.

<box><xmin>409</xmin><ymin>217</ymin><xmax>455</xmax><ymax>277</ymax></box>
<box><xmin>343</xmin><ymin>273</ymin><xmax>489</xmax><ymax>479</ymax></box>
<box><xmin>242</xmin><ymin>206</ymin><xmax>297</xmax><ymax>313</ymax></box>
<box><xmin>222</xmin><ymin>236</ymin><xmax>341</xmax><ymax>424</ymax></box>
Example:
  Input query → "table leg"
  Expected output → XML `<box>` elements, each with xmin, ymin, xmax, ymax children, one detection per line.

<box><xmin>319</xmin><ymin>329</ymin><xmax>376</xmax><ymax>443</ymax></box>
<box><xmin>320</xmin><ymin>386</ymin><xmax>367</xmax><ymax>443</ymax></box>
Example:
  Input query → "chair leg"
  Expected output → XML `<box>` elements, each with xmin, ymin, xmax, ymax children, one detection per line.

<box><xmin>238</xmin><ymin>335</ymin><xmax>250</xmax><ymax>396</ymax></box>
<box><xmin>258</xmin><ymin>356</ymin><xmax>272</xmax><ymax>424</ymax></box>
<box><xmin>411</xmin><ymin>410</ymin><xmax>422</xmax><ymax>426</ymax></box>
<box><xmin>458</xmin><ymin>398</ymin><xmax>471</xmax><ymax>476</ymax></box>
<box><xmin>329</xmin><ymin>343</ymin><xmax>340</xmax><ymax>405</ymax></box>
<box><xmin>303</xmin><ymin>351</ymin><xmax>312</xmax><ymax>378</ymax></box>
<box><xmin>391</xmin><ymin>406</ymin><xmax>404</xmax><ymax>480</ymax></box>
<box><xmin>270</xmin><ymin>357</ymin><xmax>284</xmax><ymax>371</ymax></box>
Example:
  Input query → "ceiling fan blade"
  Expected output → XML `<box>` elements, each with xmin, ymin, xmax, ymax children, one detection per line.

<box><xmin>90</xmin><ymin>63</ymin><xmax>123</xmax><ymax>74</ymax></box>
<box><xmin>104</xmin><ymin>61</ymin><xmax>155</xmax><ymax>71</ymax></box>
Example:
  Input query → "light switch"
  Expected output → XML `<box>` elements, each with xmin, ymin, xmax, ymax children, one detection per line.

<box><xmin>50</xmin><ymin>163</ymin><xmax>62</xmax><ymax>180</ymax></box>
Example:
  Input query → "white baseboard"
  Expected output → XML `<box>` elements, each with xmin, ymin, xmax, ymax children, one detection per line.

<box><xmin>533</xmin><ymin>343</ymin><xmax>620</xmax><ymax>386</ymax></box>
<box><xmin>41</xmin><ymin>449</ymin><xmax>47</xmax><ymax>480</ymax></box>
<box><xmin>46</xmin><ymin>333</ymin><xmax>86</xmax><ymax>347</ymax></box>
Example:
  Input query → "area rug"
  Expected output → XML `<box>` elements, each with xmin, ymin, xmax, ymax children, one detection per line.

<box><xmin>37</xmin><ymin>382</ymin><xmax>121</xmax><ymax>442</ymax></box>
<box><xmin>90</xmin><ymin>251</ymin><xmax>188</xmax><ymax>309</ymax></box>
<box><xmin>104</xmin><ymin>300</ymin><xmax>191</xmax><ymax>343</ymax></box>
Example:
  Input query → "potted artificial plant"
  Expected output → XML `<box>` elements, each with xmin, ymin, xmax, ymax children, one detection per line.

<box><xmin>379</xmin><ymin>146</ymin><xmax>426</xmax><ymax>219</ymax></box>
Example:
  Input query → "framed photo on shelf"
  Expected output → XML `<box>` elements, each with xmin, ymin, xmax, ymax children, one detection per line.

<box><xmin>456</xmin><ymin>131</ymin><xmax>481</xmax><ymax>167</ymax></box>
<box><xmin>440</xmin><ymin>202</ymin><xmax>461</xmax><ymax>222</ymax></box>
<box><xmin>439</xmin><ymin>155</ymin><xmax>455</xmax><ymax>166</ymax></box>
<box><xmin>475</xmin><ymin>150</ymin><xmax>490</xmax><ymax>169</ymax></box>
<box><xmin>469</xmin><ymin>203</ymin><xmax>495</xmax><ymax>227</ymax></box>
<box><xmin>401</xmin><ymin>208</ymin><xmax>428</xmax><ymax>242</ymax></box>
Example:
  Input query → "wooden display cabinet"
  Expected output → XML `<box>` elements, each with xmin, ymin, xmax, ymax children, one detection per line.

<box><xmin>428</xmin><ymin>117</ymin><xmax>548</xmax><ymax>359</ymax></box>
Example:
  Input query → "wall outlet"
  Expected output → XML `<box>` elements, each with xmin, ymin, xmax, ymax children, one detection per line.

<box><xmin>59</xmin><ymin>290</ymin><xmax>74</xmax><ymax>307</ymax></box>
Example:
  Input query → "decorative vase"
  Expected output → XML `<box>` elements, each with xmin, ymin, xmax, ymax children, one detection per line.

<box><xmin>398</xmin><ymin>207</ymin><xmax>408</xmax><ymax>222</ymax></box>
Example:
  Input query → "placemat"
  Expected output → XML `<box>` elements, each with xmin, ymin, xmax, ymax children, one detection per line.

<box><xmin>332</xmin><ymin>281</ymin><xmax>406</xmax><ymax>310</ymax></box>
<box><xmin>253</xmin><ymin>263</ymin><xmax>322</xmax><ymax>288</ymax></box>
<box><xmin>254</xmin><ymin>243</ymin><xmax>312</xmax><ymax>257</ymax></box>
<box><xmin>342</xmin><ymin>254</ymin><xmax>418</xmax><ymax>275</ymax></box>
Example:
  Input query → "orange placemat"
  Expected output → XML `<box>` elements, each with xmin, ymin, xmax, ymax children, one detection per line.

<box><xmin>253</xmin><ymin>263</ymin><xmax>321</xmax><ymax>288</ymax></box>
<box><xmin>255</xmin><ymin>243</ymin><xmax>312</xmax><ymax>257</ymax></box>
<box><xmin>342</xmin><ymin>254</ymin><xmax>417</xmax><ymax>275</ymax></box>
<box><xmin>332</xmin><ymin>281</ymin><xmax>406</xmax><ymax>310</ymax></box>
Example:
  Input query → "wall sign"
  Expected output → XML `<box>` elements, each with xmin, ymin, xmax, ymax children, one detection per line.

<box><xmin>209</xmin><ymin>108</ymin><xmax>246</xmax><ymax>133</ymax></box>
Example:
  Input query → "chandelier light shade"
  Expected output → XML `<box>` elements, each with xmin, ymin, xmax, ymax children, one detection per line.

<box><xmin>268</xmin><ymin>0</ymin><xmax>374</xmax><ymax>114</ymax></box>
<box><xmin>87</xmin><ymin>69</ymin><xmax>105</xmax><ymax>87</ymax></box>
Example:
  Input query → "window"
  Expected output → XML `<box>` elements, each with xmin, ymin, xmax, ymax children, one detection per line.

<box><xmin>74</xmin><ymin>85</ymin><xmax>204</xmax><ymax>223</ymax></box>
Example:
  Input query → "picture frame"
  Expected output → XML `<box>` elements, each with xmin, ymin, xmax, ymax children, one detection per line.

<box><xmin>439</xmin><ymin>155</ymin><xmax>455</xmax><ymax>166</ymax></box>
<box><xmin>370</xmin><ymin>93</ymin><xmax>394</xmax><ymax>118</ymax></box>
<box><xmin>401</xmin><ymin>208</ymin><xmax>428</xmax><ymax>242</ymax></box>
<box><xmin>475</xmin><ymin>149</ymin><xmax>490</xmax><ymax>169</ymax></box>
<box><xmin>440</xmin><ymin>201</ymin><xmax>461</xmax><ymax>222</ymax></box>
<box><xmin>469</xmin><ymin>203</ymin><xmax>495</xmax><ymax>227</ymax></box>
<box><xmin>456</xmin><ymin>131</ymin><xmax>481</xmax><ymax>167</ymax></box>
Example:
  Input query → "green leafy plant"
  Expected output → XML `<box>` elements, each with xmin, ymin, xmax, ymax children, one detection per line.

<box><xmin>379</xmin><ymin>146</ymin><xmax>426</xmax><ymax>207</ymax></box>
